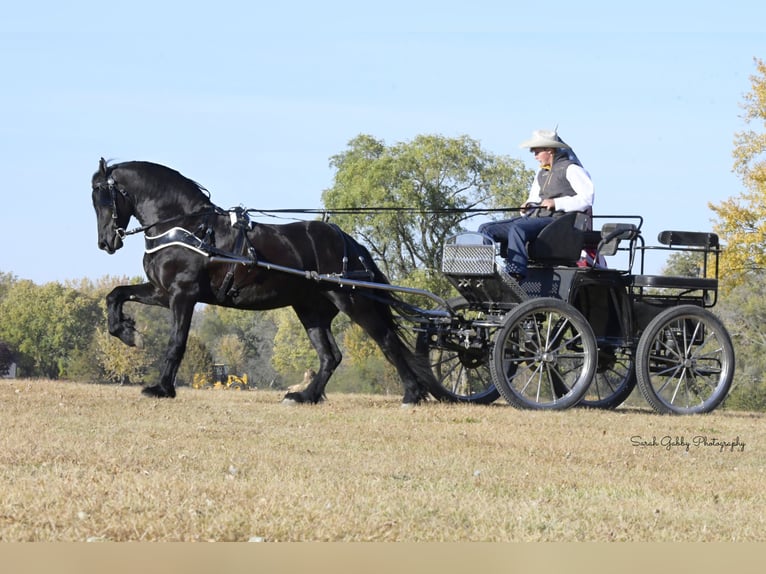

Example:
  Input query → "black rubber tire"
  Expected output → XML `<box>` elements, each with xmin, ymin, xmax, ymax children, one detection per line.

<box><xmin>635</xmin><ymin>305</ymin><xmax>735</xmax><ymax>414</ymax></box>
<box><xmin>490</xmin><ymin>297</ymin><xmax>597</xmax><ymax>410</ymax></box>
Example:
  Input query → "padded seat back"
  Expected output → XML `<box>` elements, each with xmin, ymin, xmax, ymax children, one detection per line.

<box><xmin>527</xmin><ymin>211</ymin><xmax>587</xmax><ymax>264</ymax></box>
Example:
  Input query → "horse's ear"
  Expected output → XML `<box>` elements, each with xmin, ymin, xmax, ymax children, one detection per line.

<box><xmin>99</xmin><ymin>157</ymin><xmax>107</xmax><ymax>176</ymax></box>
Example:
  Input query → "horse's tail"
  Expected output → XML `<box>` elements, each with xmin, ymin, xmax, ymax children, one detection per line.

<box><xmin>339</xmin><ymin>230</ymin><xmax>450</xmax><ymax>402</ymax></box>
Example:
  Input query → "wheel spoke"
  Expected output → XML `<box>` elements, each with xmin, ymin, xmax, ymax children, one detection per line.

<box><xmin>492</xmin><ymin>298</ymin><xmax>596</xmax><ymax>410</ymax></box>
<box><xmin>636</xmin><ymin>306</ymin><xmax>734</xmax><ymax>414</ymax></box>
<box><xmin>419</xmin><ymin>297</ymin><xmax>500</xmax><ymax>404</ymax></box>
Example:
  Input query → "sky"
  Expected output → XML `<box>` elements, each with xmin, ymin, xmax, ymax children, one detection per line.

<box><xmin>1</xmin><ymin>0</ymin><xmax>764</xmax><ymax>284</ymax></box>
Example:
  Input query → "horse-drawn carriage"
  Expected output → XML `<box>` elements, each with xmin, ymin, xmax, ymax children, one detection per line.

<box><xmin>92</xmin><ymin>159</ymin><xmax>734</xmax><ymax>414</ymax></box>
<box><xmin>417</xmin><ymin>212</ymin><xmax>734</xmax><ymax>414</ymax></box>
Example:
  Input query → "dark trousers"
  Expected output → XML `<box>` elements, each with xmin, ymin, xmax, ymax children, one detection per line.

<box><xmin>478</xmin><ymin>215</ymin><xmax>555</xmax><ymax>277</ymax></box>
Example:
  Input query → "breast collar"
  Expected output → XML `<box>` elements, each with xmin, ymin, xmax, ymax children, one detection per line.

<box><xmin>144</xmin><ymin>227</ymin><xmax>212</xmax><ymax>256</ymax></box>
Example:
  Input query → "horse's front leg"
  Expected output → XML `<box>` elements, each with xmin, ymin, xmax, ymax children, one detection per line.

<box><xmin>282</xmin><ymin>303</ymin><xmax>342</xmax><ymax>405</ymax></box>
<box><xmin>141</xmin><ymin>290</ymin><xmax>197</xmax><ymax>399</ymax></box>
<box><xmin>106</xmin><ymin>283</ymin><xmax>169</xmax><ymax>347</ymax></box>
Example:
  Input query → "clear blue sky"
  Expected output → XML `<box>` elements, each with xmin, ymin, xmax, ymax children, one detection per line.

<box><xmin>1</xmin><ymin>1</ymin><xmax>763</xmax><ymax>283</ymax></box>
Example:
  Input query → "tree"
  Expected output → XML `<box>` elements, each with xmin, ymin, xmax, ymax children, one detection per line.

<box><xmin>709</xmin><ymin>58</ymin><xmax>766</xmax><ymax>290</ymax></box>
<box><xmin>92</xmin><ymin>327</ymin><xmax>150</xmax><ymax>384</ymax></box>
<box><xmin>0</xmin><ymin>281</ymin><xmax>101</xmax><ymax>378</ymax></box>
<box><xmin>341</xmin><ymin>323</ymin><xmax>398</xmax><ymax>395</ymax></box>
<box><xmin>215</xmin><ymin>334</ymin><xmax>248</xmax><ymax>375</ymax></box>
<box><xmin>192</xmin><ymin>305</ymin><xmax>277</xmax><ymax>384</ymax></box>
<box><xmin>177</xmin><ymin>334</ymin><xmax>213</xmax><ymax>386</ymax></box>
<box><xmin>318</xmin><ymin>134</ymin><xmax>532</xmax><ymax>387</ymax></box>
<box><xmin>270</xmin><ymin>307</ymin><xmax>317</xmax><ymax>385</ymax></box>
<box><xmin>0</xmin><ymin>340</ymin><xmax>14</xmax><ymax>377</ymax></box>
<box><xmin>0</xmin><ymin>271</ymin><xmax>16</xmax><ymax>301</ymax></box>
<box><xmin>322</xmin><ymin>134</ymin><xmax>532</xmax><ymax>288</ymax></box>
<box><xmin>661</xmin><ymin>251</ymin><xmax>706</xmax><ymax>277</ymax></box>
<box><xmin>67</xmin><ymin>275</ymin><xmax>170</xmax><ymax>384</ymax></box>
<box><xmin>715</xmin><ymin>272</ymin><xmax>766</xmax><ymax>410</ymax></box>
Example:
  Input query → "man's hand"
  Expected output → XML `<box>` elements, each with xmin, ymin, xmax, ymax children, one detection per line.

<box><xmin>540</xmin><ymin>199</ymin><xmax>556</xmax><ymax>210</ymax></box>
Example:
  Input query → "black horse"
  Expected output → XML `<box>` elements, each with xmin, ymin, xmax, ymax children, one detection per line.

<box><xmin>91</xmin><ymin>158</ymin><xmax>440</xmax><ymax>405</ymax></box>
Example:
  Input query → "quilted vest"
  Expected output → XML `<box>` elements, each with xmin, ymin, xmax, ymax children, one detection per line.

<box><xmin>536</xmin><ymin>157</ymin><xmax>577</xmax><ymax>200</ymax></box>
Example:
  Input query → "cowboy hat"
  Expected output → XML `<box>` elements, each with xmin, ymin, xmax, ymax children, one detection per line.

<box><xmin>519</xmin><ymin>129</ymin><xmax>571</xmax><ymax>149</ymax></box>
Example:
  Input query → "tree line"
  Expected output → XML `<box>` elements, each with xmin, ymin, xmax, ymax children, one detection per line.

<box><xmin>2</xmin><ymin>59</ymin><xmax>765</xmax><ymax>408</ymax></box>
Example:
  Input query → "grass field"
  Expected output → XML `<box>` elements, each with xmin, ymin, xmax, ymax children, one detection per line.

<box><xmin>1</xmin><ymin>379</ymin><xmax>764</xmax><ymax>542</ymax></box>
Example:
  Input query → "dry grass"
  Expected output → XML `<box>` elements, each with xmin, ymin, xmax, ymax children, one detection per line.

<box><xmin>1</xmin><ymin>379</ymin><xmax>765</xmax><ymax>542</ymax></box>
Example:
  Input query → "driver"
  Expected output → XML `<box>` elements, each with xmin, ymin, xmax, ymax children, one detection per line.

<box><xmin>479</xmin><ymin>129</ymin><xmax>594</xmax><ymax>280</ymax></box>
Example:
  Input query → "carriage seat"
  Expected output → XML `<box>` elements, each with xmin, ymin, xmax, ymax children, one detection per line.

<box><xmin>631</xmin><ymin>230</ymin><xmax>719</xmax><ymax>291</ymax></box>
<box><xmin>527</xmin><ymin>211</ymin><xmax>590</xmax><ymax>265</ymax></box>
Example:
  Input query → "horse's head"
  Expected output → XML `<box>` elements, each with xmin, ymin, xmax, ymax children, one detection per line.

<box><xmin>91</xmin><ymin>157</ymin><xmax>132</xmax><ymax>254</ymax></box>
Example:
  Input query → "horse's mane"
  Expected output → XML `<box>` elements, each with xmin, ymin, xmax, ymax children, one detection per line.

<box><xmin>107</xmin><ymin>159</ymin><xmax>211</xmax><ymax>201</ymax></box>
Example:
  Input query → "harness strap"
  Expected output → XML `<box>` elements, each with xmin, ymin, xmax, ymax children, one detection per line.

<box><xmin>328</xmin><ymin>223</ymin><xmax>375</xmax><ymax>282</ymax></box>
<box><xmin>216</xmin><ymin>208</ymin><xmax>255</xmax><ymax>302</ymax></box>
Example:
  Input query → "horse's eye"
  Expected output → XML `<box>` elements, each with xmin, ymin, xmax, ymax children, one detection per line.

<box><xmin>93</xmin><ymin>187</ymin><xmax>112</xmax><ymax>207</ymax></box>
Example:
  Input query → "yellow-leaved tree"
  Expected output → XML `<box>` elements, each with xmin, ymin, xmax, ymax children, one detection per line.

<box><xmin>710</xmin><ymin>58</ymin><xmax>766</xmax><ymax>290</ymax></box>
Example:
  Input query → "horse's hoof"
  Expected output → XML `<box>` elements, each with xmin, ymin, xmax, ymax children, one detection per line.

<box><xmin>114</xmin><ymin>324</ymin><xmax>142</xmax><ymax>348</ymax></box>
<box><xmin>282</xmin><ymin>392</ymin><xmax>325</xmax><ymax>405</ymax></box>
<box><xmin>141</xmin><ymin>385</ymin><xmax>175</xmax><ymax>398</ymax></box>
<box><xmin>282</xmin><ymin>392</ymin><xmax>304</xmax><ymax>404</ymax></box>
<box><xmin>400</xmin><ymin>402</ymin><xmax>417</xmax><ymax>410</ymax></box>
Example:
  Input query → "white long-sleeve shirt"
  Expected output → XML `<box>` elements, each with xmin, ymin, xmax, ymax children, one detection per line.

<box><xmin>526</xmin><ymin>164</ymin><xmax>594</xmax><ymax>213</ymax></box>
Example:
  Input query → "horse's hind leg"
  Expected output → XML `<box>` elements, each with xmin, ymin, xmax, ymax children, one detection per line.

<box><xmin>371</xmin><ymin>328</ymin><xmax>431</xmax><ymax>405</ymax></box>
<box><xmin>282</xmin><ymin>303</ymin><xmax>342</xmax><ymax>404</ymax></box>
<box><xmin>337</xmin><ymin>297</ymin><xmax>431</xmax><ymax>406</ymax></box>
<box><xmin>106</xmin><ymin>283</ymin><xmax>169</xmax><ymax>347</ymax></box>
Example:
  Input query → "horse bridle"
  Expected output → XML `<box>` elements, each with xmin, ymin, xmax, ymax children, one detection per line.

<box><xmin>94</xmin><ymin>177</ymin><xmax>131</xmax><ymax>238</ymax></box>
<box><xmin>95</xmin><ymin>175</ymin><xmax>226</xmax><ymax>242</ymax></box>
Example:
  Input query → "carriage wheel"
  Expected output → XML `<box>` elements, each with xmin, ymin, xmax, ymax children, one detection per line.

<box><xmin>579</xmin><ymin>344</ymin><xmax>636</xmax><ymax>409</ymax></box>
<box><xmin>491</xmin><ymin>297</ymin><xmax>597</xmax><ymax>410</ymax></box>
<box><xmin>416</xmin><ymin>297</ymin><xmax>500</xmax><ymax>404</ymax></box>
<box><xmin>635</xmin><ymin>305</ymin><xmax>734</xmax><ymax>414</ymax></box>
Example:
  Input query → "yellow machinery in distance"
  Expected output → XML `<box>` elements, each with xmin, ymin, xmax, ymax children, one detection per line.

<box><xmin>192</xmin><ymin>363</ymin><xmax>251</xmax><ymax>390</ymax></box>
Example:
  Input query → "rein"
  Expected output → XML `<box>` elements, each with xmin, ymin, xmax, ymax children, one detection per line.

<box><xmin>115</xmin><ymin>205</ymin><xmax>523</xmax><ymax>240</ymax></box>
<box><xmin>246</xmin><ymin>206</ymin><xmax>521</xmax><ymax>221</ymax></box>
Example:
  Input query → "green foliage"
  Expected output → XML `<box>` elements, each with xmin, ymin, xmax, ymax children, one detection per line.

<box><xmin>0</xmin><ymin>271</ymin><xmax>17</xmax><ymax>301</ymax></box>
<box><xmin>662</xmin><ymin>251</ymin><xmax>706</xmax><ymax>277</ymax></box>
<box><xmin>270</xmin><ymin>308</ymin><xmax>317</xmax><ymax>384</ymax></box>
<box><xmin>192</xmin><ymin>305</ymin><xmax>277</xmax><ymax>385</ymax></box>
<box><xmin>338</xmin><ymin>323</ymin><xmax>397</xmax><ymax>394</ymax></box>
<box><xmin>177</xmin><ymin>334</ymin><xmax>213</xmax><ymax>386</ymax></box>
<box><xmin>330</xmin><ymin>354</ymin><xmax>399</xmax><ymax>395</ymax></box>
<box><xmin>117</xmin><ymin>301</ymin><xmax>172</xmax><ymax>385</ymax></box>
<box><xmin>0</xmin><ymin>280</ymin><xmax>101</xmax><ymax>378</ymax></box>
<box><xmin>91</xmin><ymin>327</ymin><xmax>151</xmax><ymax>384</ymax></box>
<box><xmin>323</xmin><ymin>133</ymin><xmax>532</xmax><ymax>285</ymax></box>
<box><xmin>715</xmin><ymin>272</ymin><xmax>766</xmax><ymax>410</ymax></box>
<box><xmin>215</xmin><ymin>334</ymin><xmax>247</xmax><ymax>375</ymax></box>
